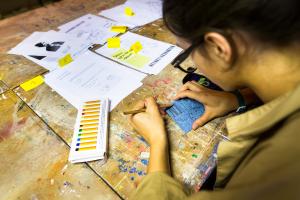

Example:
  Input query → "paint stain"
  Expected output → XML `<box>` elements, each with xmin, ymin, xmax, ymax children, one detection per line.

<box><xmin>192</xmin><ymin>154</ymin><xmax>198</xmax><ymax>158</ymax></box>
<box><xmin>63</xmin><ymin>181</ymin><xmax>72</xmax><ymax>187</ymax></box>
<box><xmin>118</xmin><ymin>158</ymin><xmax>129</xmax><ymax>172</ymax></box>
<box><xmin>137</xmin><ymin>171</ymin><xmax>143</xmax><ymax>176</ymax></box>
<box><xmin>129</xmin><ymin>167</ymin><xmax>137</xmax><ymax>174</ymax></box>
<box><xmin>130</xmin><ymin>176</ymin><xmax>134</xmax><ymax>181</ymax></box>
<box><xmin>141</xmin><ymin>159</ymin><xmax>148</xmax><ymax>166</ymax></box>
<box><xmin>17</xmin><ymin>117</ymin><xmax>27</xmax><ymax>126</ymax></box>
<box><xmin>0</xmin><ymin>122</ymin><xmax>13</xmax><ymax>142</ymax></box>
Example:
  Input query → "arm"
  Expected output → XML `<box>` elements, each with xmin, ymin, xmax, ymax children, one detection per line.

<box><xmin>129</xmin><ymin>97</ymin><xmax>170</xmax><ymax>174</ymax></box>
<box><xmin>129</xmin><ymin>97</ymin><xmax>188</xmax><ymax>200</ymax></box>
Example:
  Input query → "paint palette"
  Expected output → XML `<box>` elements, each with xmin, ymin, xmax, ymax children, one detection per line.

<box><xmin>69</xmin><ymin>98</ymin><xmax>110</xmax><ymax>163</ymax></box>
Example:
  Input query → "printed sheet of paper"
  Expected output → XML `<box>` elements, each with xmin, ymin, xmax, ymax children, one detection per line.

<box><xmin>96</xmin><ymin>32</ymin><xmax>182</xmax><ymax>74</ymax></box>
<box><xmin>99</xmin><ymin>0</ymin><xmax>162</xmax><ymax>27</ymax></box>
<box><xmin>58</xmin><ymin>14</ymin><xmax>129</xmax><ymax>44</ymax></box>
<box><xmin>9</xmin><ymin>31</ymin><xmax>90</xmax><ymax>71</ymax></box>
<box><xmin>45</xmin><ymin>51</ymin><xmax>146</xmax><ymax>110</ymax></box>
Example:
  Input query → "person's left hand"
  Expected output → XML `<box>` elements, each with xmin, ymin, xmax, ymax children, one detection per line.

<box><xmin>174</xmin><ymin>81</ymin><xmax>238</xmax><ymax>130</ymax></box>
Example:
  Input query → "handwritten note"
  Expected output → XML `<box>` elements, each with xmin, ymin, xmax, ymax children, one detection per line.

<box><xmin>112</xmin><ymin>48</ymin><xmax>150</xmax><ymax>69</ymax></box>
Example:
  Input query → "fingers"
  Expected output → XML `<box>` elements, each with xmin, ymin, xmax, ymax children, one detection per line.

<box><xmin>192</xmin><ymin>112</ymin><xmax>211</xmax><ymax>130</ymax></box>
<box><xmin>175</xmin><ymin>90</ymin><xmax>209</xmax><ymax>105</ymax></box>
<box><xmin>178</xmin><ymin>81</ymin><xmax>206</xmax><ymax>93</ymax></box>
<box><xmin>174</xmin><ymin>81</ymin><xmax>210</xmax><ymax>103</ymax></box>
<box><xmin>128</xmin><ymin>100</ymin><xmax>145</xmax><ymax>123</ymax></box>
<box><xmin>145</xmin><ymin>97</ymin><xmax>160</xmax><ymax>115</ymax></box>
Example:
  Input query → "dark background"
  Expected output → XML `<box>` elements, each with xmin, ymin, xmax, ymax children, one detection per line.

<box><xmin>0</xmin><ymin>0</ymin><xmax>61</xmax><ymax>19</ymax></box>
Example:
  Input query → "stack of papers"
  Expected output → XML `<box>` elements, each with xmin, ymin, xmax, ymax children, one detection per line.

<box><xmin>99</xmin><ymin>0</ymin><xmax>162</xmax><ymax>27</ymax></box>
<box><xmin>96</xmin><ymin>32</ymin><xmax>182</xmax><ymax>74</ymax></box>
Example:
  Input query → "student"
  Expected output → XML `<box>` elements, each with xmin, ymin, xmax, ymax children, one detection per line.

<box><xmin>129</xmin><ymin>0</ymin><xmax>300</xmax><ymax>199</ymax></box>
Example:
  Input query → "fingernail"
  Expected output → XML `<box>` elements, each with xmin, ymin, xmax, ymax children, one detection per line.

<box><xmin>192</xmin><ymin>124</ymin><xmax>198</xmax><ymax>130</ymax></box>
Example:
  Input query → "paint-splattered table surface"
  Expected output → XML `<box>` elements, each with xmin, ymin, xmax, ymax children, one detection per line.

<box><xmin>0</xmin><ymin>0</ymin><xmax>228</xmax><ymax>199</ymax></box>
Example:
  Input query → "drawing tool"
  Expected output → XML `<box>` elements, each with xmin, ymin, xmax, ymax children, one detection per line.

<box><xmin>78</xmin><ymin>133</ymin><xmax>98</xmax><ymax>137</ymax></box>
<box><xmin>123</xmin><ymin>104</ymin><xmax>171</xmax><ymax>115</ymax></box>
<box><xmin>75</xmin><ymin>146</ymin><xmax>97</xmax><ymax>151</ymax></box>
<box><xmin>80</xmin><ymin>119</ymin><xmax>99</xmax><ymax>124</ymax></box>
<box><xmin>82</xmin><ymin>108</ymin><xmax>100</xmax><ymax>112</ymax></box>
<box><xmin>76</xmin><ymin>141</ymin><xmax>97</xmax><ymax>147</ymax></box>
<box><xmin>80</xmin><ymin>124</ymin><xmax>98</xmax><ymax>129</ymax></box>
<box><xmin>86</xmin><ymin>100</ymin><xmax>101</xmax><ymax>104</ymax></box>
<box><xmin>82</xmin><ymin>111</ymin><xmax>99</xmax><ymax>116</ymax></box>
<box><xmin>69</xmin><ymin>98</ymin><xmax>110</xmax><ymax>163</ymax></box>
<box><xmin>81</xmin><ymin>114</ymin><xmax>100</xmax><ymax>119</ymax></box>
<box><xmin>77</xmin><ymin>136</ymin><xmax>97</xmax><ymax>142</ymax></box>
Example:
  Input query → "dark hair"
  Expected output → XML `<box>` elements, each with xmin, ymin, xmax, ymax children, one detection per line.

<box><xmin>163</xmin><ymin>0</ymin><xmax>300</xmax><ymax>46</ymax></box>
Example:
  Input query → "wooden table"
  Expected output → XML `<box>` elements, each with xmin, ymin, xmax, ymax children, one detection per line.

<box><xmin>0</xmin><ymin>0</ymin><xmax>228</xmax><ymax>199</ymax></box>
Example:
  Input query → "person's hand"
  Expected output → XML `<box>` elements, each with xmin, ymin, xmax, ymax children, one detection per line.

<box><xmin>174</xmin><ymin>81</ymin><xmax>238</xmax><ymax>130</ymax></box>
<box><xmin>128</xmin><ymin>97</ymin><xmax>168</xmax><ymax>147</ymax></box>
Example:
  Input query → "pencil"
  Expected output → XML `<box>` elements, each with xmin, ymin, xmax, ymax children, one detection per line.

<box><xmin>123</xmin><ymin>104</ymin><xmax>172</xmax><ymax>115</ymax></box>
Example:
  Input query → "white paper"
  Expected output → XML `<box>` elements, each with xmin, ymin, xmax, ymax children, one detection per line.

<box><xmin>58</xmin><ymin>14</ymin><xmax>130</xmax><ymax>44</ymax></box>
<box><xmin>45</xmin><ymin>51</ymin><xmax>146</xmax><ymax>110</ymax></box>
<box><xmin>96</xmin><ymin>32</ymin><xmax>182</xmax><ymax>74</ymax></box>
<box><xmin>99</xmin><ymin>0</ymin><xmax>162</xmax><ymax>27</ymax></box>
<box><xmin>9</xmin><ymin>31</ymin><xmax>91</xmax><ymax>71</ymax></box>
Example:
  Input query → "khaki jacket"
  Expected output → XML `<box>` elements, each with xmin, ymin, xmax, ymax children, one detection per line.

<box><xmin>130</xmin><ymin>84</ymin><xmax>300</xmax><ymax>200</ymax></box>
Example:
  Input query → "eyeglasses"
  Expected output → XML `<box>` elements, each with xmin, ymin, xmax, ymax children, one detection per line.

<box><xmin>171</xmin><ymin>40</ymin><xmax>203</xmax><ymax>74</ymax></box>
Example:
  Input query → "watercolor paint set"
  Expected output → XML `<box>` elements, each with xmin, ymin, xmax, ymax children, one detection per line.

<box><xmin>69</xmin><ymin>98</ymin><xmax>110</xmax><ymax>163</ymax></box>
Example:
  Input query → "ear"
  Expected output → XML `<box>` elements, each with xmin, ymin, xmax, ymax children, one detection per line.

<box><xmin>204</xmin><ymin>32</ymin><xmax>233</xmax><ymax>66</ymax></box>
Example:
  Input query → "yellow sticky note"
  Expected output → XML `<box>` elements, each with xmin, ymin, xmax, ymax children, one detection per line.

<box><xmin>107</xmin><ymin>37</ymin><xmax>121</xmax><ymax>48</ymax></box>
<box><xmin>130</xmin><ymin>41</ymin><xmax>143</xmax><ymax>53</ymax></box>
<box><xmin>110</xmin><ymin>26</ymin><xmax>128</xmax><ymax>33</ymax></box>
<box><xmin>124</xmin><ymin>7</ymin><xmax>135</xmax><ymax>16</ymax></box>
<box><xmin>58</xmin><ymin>54</ymin><xmax>73</xmax><ymax>68</ymax></box>
<box><xmin>126</xmin><ymin>54</ymin><xmax>150</xmax><ymax>68</ymax></box>
<box><xmin>20</xmin><ymin>75</ymin><xmax>44</xmax><ymax>92</ymax></box>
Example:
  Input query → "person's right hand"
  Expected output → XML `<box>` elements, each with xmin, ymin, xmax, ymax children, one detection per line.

<box><xmin>174</xmin><ymin>81</ymin><xmax>238</xmax><ymax>130</ymax></box>
<box><xmin>128</xmin><ymin>97</ymin><xmax>168</xmax><ymax>147</ymax></box>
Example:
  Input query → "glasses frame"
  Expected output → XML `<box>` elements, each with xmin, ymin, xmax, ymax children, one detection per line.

<box><xmin>171</xmin><ymin>39</ymin><xmax>203</xmax><ymax>74</ymax></box>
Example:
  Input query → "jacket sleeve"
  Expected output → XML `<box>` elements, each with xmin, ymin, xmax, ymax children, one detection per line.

<box><xmin>129</xmin><ymin>172</ymin><xmax>188</xmax><ymax>200</ymax></box>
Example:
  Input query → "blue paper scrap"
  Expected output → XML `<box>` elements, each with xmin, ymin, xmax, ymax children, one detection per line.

<box><xmin>166</xmin><ymin>98</ymin><xmax>205</xmax><ymax>133</ymax></box>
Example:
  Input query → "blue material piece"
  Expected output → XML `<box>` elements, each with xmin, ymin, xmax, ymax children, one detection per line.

<box><xmin>166</xmin><ymin>98</ymin><xmax>205</xmax><ymax>133</ymax></box>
